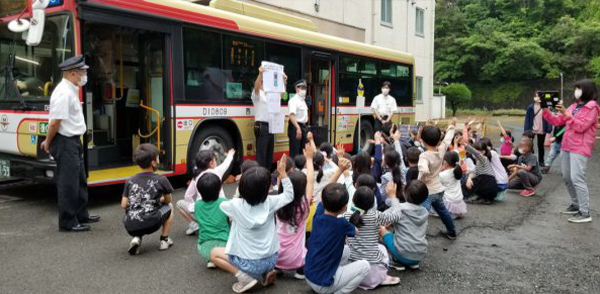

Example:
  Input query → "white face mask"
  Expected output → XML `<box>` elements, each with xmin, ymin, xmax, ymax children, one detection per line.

<box><xmin>574</xmin><ymin>89</ymin><xmax>582</xmax><ymax>99</ymax></box>
<box><xmin>78</xmin><ymin>75</ymin><xmax>88</xmax><ymax>87</ymax></box>
<box><xmin>518</xmin><ymin>148</ymin><xmax>525</xmax><ymax>154</ymax></box>
<box><xmin>298</xmin><ymin>89</ymin><xmax>307</xmax><ymax>98</ymax></box>
<box><xmin>533</xmin><ymin>96</ymin><xmax>541</xmax><ymax>103</ymax></box>
<box><xmin>382</xmin><ymin>88</ymin><xmax>390</xmax><ymax>95</ymax></box>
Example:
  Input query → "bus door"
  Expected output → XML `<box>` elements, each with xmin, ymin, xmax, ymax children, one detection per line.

<box><xmin>307</xmin><ymin>53</ymin><xmax>332</xmax><ymax>147</ymax></box>
<box><xmin>80</xmin><ymin>8</ymin><xmax>174</xmax><ymax>173</ymax></box>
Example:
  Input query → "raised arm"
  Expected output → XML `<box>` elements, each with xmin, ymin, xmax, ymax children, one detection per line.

<box><xmin>304</xmin><ymin>143</ymin><xmax>315</xmax><ymax>204</ymax></box>
<box><xmin>497</xmin><ymin>120</ymin><xmax>507</xmax><ymax>137</ymax></box>
<box><xmin>438</xmin><ymin>118</ymin><xmax>457</xmax><ymax>153</ymax></box>
<box><xmin>329</xmin><ymin>157</ymin><xmax>351</xmax><ymax>184</ymax></box>
<box><xmin>562</xmin><ymin>103</ymin><xmax>599</xmax><ymax>133</ymax></box>
<box><xmin>253</xmin><ymin>66</ymin><xmax>264</xmax><ymax>96</ymax></box>
<box><xmin>213</xmin><ymin>149</ymin><xmax>235</xmax><ymax>178</ymax></box>
<box><xmin>542</xmin><ymin>108</ymin><xmax>567</xmax><ymax>127</ymax></box>
<box><xmin>269</xmin><ymin>155</ymin><xmax>295</xmax><ymax>211</ymax></box>
<box><xmin>377</xmin><ymin>182</ymin><xmax>401</xmax><ymax>225</ymax></box>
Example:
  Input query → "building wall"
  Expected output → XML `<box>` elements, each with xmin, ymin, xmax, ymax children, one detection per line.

<box><xmin>248</xmin><ymin>0</ymin><xmax>436</xmax><ymax>121</ymax></box>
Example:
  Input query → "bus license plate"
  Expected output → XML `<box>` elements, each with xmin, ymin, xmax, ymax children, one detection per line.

<box><xmin>0</xmin><ymin>159</ymin><xmax>10</xmax><ymax>178</ymax></box>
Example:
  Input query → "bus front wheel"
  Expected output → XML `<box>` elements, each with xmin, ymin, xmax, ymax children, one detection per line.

<box><xmin>189</xmin><ymin>125</ymin><xmax>235</xmax><ymax>178</ymax></box>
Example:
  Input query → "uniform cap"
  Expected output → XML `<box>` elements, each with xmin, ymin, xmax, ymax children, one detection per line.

<box><xmin>294</xmin><ymin>79</ymin><xmax>308</xmax><ymax>87</ymax></box>
<box><xmin>58</xmin><ymin>55</ymin><xmax>89</xmax><ymax>71</ymax></box>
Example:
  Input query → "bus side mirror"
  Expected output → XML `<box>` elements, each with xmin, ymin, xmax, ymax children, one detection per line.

<box><xmin>7</xmin><ymin>0</ymin><xmax>49</xmax><ymax>46</ymax></box>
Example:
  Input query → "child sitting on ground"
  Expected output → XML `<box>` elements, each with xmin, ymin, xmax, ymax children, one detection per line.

<box><xmin>480</xmin><ymin>138</ymin><xmax>509</xmax><ymax>200</ymax></box>
<box><xmin>345</xmin><ymin>183</ymin><xmax>402</xmax><ymax>289</ymax></box>
<box><xmin>275</xmin><ymin>144</ymin><xmax>315</xmax><ymax>279</ymax></box>
<box><xmin>304</xmin><ymin>183</ymin><xmax>370</xmax><ymax>294</ymax></box>
<box><xmin>507</xmin><ymin>138</ymin><xmax>542</xmax><ymax>197</ymax></box>
<box><xmin>381</xmin><ymin>180</ymin><xmax>429</xmax><ymax>270</ymax></box>
<box><xmin>179</xmin><ymin>149</ymin><xmax>235</xmax><ymax>235</ymax></box>
<box><xmin>194</xmin><ymin>173</ymin><xmax>232</xmax><ymax>269</ymax></box>
<box><xmin>122</xmin><ymin>144</ymin><xmax>174</xmax><ymax>255</ymax></box>
<box><xmin>418</xmin><ymin>118</ymin><xmax>457</xmax><ymax>240</ymax></box>
<box><xmin>219</xmin><ymin>155</ymin><xmax>294</xmax><ymax>293</ymax></box>
<box><xmin>462</xmin><ymin>120</ymin><xmax>498</xmax><ymax>205</ymax></box>
<box><xmin>439</xmin><ymin>152</ymin><xmax>467</xmax><ymax>219</ymax></box>
<box><xmin>405</xmin><ymin>147</ymin><xmax>421</xmax><ymax>186</ymax></box>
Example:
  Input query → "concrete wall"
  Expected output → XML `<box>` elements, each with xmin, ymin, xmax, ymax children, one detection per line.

<box><xmin>248</xmin><ymin>0</ymin><xmax>436</xmax><ymax>121</ymax></box>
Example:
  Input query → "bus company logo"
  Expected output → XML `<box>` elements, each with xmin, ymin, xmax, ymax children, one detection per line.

<box><xmin>176</xmin><ymin>119</ymin><xmax>193</xmax><ymax>131</ymax></box>
<box><xmin>0</xmin><ymin>115</ymin><xmax>8</xmax><ymax>131</ymax></box>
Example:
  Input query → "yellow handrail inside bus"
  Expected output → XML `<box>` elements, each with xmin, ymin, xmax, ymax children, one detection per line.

<box><xmin>44</xmin><ymin>81</ymin><xmax>53</xmax><ymax>96</ymax></box>
<box><xmin>138</xmin><ymin>101</ymin><xmax>161</xmax><ymax>153</ymax></box>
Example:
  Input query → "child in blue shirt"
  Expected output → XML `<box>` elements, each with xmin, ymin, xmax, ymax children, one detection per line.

<box><xmin>305</xmin><ymin>183</ymin><xmax>370</xmax><ymax>294</ymax></box>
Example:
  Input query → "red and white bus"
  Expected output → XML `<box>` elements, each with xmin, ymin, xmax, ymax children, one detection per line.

<box><xmin>0</xmin><ymin>0</ymin><xmax>415</xmax><ymax>186</ymax></box>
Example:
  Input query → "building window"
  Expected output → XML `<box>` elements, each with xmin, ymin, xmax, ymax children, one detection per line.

<box><xmin>416</xmin><ymin>7</ymin><xmax>425</xmax><ymax>36</ymax></box>
<box><xmin>381</xmin><ymin>0</ymin><xmax>392</xmax><ymax>26</ymax></box>
<box><xmin>416</xmin><ymin>76</ymin><xmax>423</xmax><ymax>104</ymax></box>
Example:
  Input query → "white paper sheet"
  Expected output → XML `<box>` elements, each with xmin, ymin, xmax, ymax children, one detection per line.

<box><xmin>267</xmin><ymin>92</ymin><xmax>281</xmax><ymax>113</ymax></box>
<box><xmin>269</xmin><ymin>112</ymin><xmax>285</xmax><ymax>134</ymax></box>
<box><xmin>261</xmin><ymin>61</ymin><xmax>285</xmax><ymax>93</ymax></box>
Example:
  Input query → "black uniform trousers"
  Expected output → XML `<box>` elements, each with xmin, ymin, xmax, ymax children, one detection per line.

<box><xmin>254</xmin><ymin>121</ymin><xmax>274</xmax><ymax>170</ymax></box>
<box><xmin>288</xmin><ymin>122</ymin><xmax>307</xmax><ymax>159</ymax></box>
<box><xmin>50</xmin><ymin>134</ymin><xmax>89</xmax><ymax>229</ymax></box>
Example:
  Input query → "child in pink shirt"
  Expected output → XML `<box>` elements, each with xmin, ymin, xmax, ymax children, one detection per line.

<box><xmin>275</xmin><ymin>144</ymin><xmax>315</xmax><ymax>278</ymax></box>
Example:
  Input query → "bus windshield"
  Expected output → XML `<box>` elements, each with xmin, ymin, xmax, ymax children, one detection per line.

<box><xmin>0</xmin><ymin>14</ymin><xmax>73</xmax><ymax>103</ymax></box>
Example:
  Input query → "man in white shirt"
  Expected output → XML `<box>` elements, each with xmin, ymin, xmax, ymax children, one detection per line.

<box><xmin>370</xmin><ymin>81</ymin><xmax>398</xmax><ymax>132</ymax></box>
<box><xmin>288</xmin><ymin>79</ymin><xmax>309</xmax><ymax>159</ymax></box>
<box><xmin>40</xmin><ymin>55</ymin><xmax>100</xmax><ymax>232</ymax></box>
<box><xmin>252</xmin><ymin>66</ymin><xmax>286</xmax><ymax>169</ymax></box>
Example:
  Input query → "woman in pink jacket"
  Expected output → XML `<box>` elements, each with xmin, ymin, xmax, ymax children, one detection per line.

<box><xmin>543</xmin><ymin>79</ymin><xmax>600</xmax><ymax>223</ymax></box>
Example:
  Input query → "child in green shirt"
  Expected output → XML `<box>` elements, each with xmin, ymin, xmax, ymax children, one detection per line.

<box><xmin>194</xmin><ymin>173</ymin><xmax>232</xmax><ymax>269</ymax></box>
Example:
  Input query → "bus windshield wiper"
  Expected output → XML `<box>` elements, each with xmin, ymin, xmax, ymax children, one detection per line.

<box><xmin>3</xmin><ymin>43</ymin><xmax>35</xmax><ymax>111</ymax></box>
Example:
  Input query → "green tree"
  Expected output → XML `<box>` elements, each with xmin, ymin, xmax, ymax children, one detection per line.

<box><xmin>443</xmin><ymin>83</ymin><xmax>472</xmax><ymax>116</ymax></box>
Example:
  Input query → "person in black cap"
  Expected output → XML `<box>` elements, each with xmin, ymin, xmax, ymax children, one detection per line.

<box><xmin>40</xmin><ymin>55</ymin><xmax>100</xmax><ymax>232</ymax></box>
<box><xmin>288</xmin><ymin>79</ymin><xmax>309</xmax><ymax>158</ymax></box>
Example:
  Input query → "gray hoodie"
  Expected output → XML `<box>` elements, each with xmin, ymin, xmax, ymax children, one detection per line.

<box><xmin>390</xmin><ymin>202</ymin><xmax>429</xmax><ymax>261</ymax></box>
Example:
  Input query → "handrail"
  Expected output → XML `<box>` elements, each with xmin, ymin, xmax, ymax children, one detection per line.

<box><xmin>138</xmin><ymin>101</ymin><xmax>161</xmax><ymax>153</ymax></box>
<box><xmin>43</xmin><ymin>81</ymin><xmax>53</xmax><ymax>96</ymax></box>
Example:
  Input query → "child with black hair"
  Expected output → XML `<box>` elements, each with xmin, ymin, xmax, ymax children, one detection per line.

<box><xmin>507</xmin><ymin>137</ymin><xmax>542</xmax><ymax>197</ymax></box>
<box><xmin>233</xmin><ymin>160</ymin><xmax>260</xmax><ymax>199</ymax></box>
<box><xmin>179</xmin><ymin>149</ymin><xmax>235</xmax><ymax>236</ymax></box>
<box><xmin>122</xmin><ymin>144</ymin><xmax>174</xmax><ymax>255</ymax></box>
<box><xmin>319</xmin><ymin>142</ymin><xmax>339</xmax><ymax>172</ymax></box>
<box><xmin>275</xmin><ymin>144</ymin><xmax>315</xmax><ymax>279</ymax></box>
<box><xmin>405</xmin><ymin>147</ymin><xmax>421</xmax><ymax>186</ymax></box>
<box><xmin>344</xmin><ymin>183</ymin><xmax>401</xmax><ymax>289</ymax></box>
<box><xmin>417</xmin><ymin>119</ymin><xmax>457</xmax><ymax>240</ymax></box>
<box><xmin>462</xmin><ymin>120</ymin><xmax>499</xmax><ymax>205</ymax></box>
<box><xmin>294</xmin><ymin>154</ymin><xmax>307</xmax><ymax>171</ymax></box>
<box><xmin>381</xmin><ymin>180</ymin><xmax>429</xmax><ymax>270</ymax></box>
<box><xmin>219</xmin><ymin>155</ymin><xmax>294</xmax><ymax>293</ymax></box>
<box><xmin>305</xmin><ymin>183</ymin><xmax>370</xmax><ymax>294</ymax></box>
<box><xmin>439</xmin><ymin>152</ymin><xmax>467</xmax><ymax>219</ymax></box>
<box><xmin>480</xmin><ymin>137</ymin><xmax>509</xmax><ymax>200</ymax></box>
<box><xmin>194</xmin><ymin>173</ymin><xmax>232</xmax><ymax>270</ymax></box>
<box><xmin>380</xmin><ymin>148</ymin><xmax>404</xmax><ymax>209</ymax></box>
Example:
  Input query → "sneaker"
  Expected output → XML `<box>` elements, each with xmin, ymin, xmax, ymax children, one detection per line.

<box><xmin>293</xmin><ymin>270</ymin><xmax>305</xmax><ymax>280</ymax></box>
<box><xmin>232</xmin><ymin>278</ymin><xmax>258</xmax><ymax>293</ymax></box>
<box><xmin>206</xmin><ymin>261</ymin><xmax>216</xmax><ymax>269</ymax></box>
<box><xmin>541</xmin><ymin>166</ymin><xmax>550</xmax><ymax>174</ymax></box>
<box><xmin>159</xmin><ymin>237</ymin><xmax>173</xmax><ymax>251</ymax></box>
<box><xmin>440</xmin><ymin>231</ymin><xmax>457</xmax><ymax>240</ymax></box>
<box><xmin>568</xmin><ymin>213</ymin><xmax>592</xmax><ymax>223</ymax></box>
<box><xmin>186</xmin><ymin>222</ymin><xmax>199</xmax><ymax>236</ymax></box>
<box><xmin>408</xmin><ymin>264</ymin><xmax>420</xmax><ymax>270</ymax></box>
<box><xmin>128</xmin><ymin>237</ymin><xmax>141</xmax><ymax>255</ymax></box>
<box><xmin>389</xmin><ymin>261</ymin><xmax>406</xmax><ymax>271</ymax></box>
<box><xmin>380</xmin><ymin>275</ymin><xmax>401</xmax><ymax>286</ymax></box>
<box><xmin>520</xmin><ymin>189</ymin><xmax>535</xmax><ymax>197</ymax></box>
<box><xmin>560</xmin><ymin>204</ymin><xmax>579</xmax><ymax>215</ymax></box>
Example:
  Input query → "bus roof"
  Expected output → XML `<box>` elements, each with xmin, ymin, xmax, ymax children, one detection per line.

<box><xmin>145</xmin><ymin>0</ymin><xmax>414</xmax><ymax>65</ymax></box>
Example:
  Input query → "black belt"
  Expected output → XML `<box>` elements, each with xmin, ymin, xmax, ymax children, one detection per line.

<box><xmin>255</xmin><ymin>121</ymin><xmax>269</xmax><ymax>125</ymax></box>
<box><xmin>56</xmin><ymin>133</ymin><xmax>82</xmax><ymax>140</ymax></box>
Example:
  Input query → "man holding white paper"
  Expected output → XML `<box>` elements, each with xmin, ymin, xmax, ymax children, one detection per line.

<box><xmin>287</xmin><ymin>79</ymin><xmax>309</xmax><ymax>158</ymax></box>
<box><xmin>252</xmin><ymin>65</ymin><xmax>286</xmax><ymax>169</ymax></box>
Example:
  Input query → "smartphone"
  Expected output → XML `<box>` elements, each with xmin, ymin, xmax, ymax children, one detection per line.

<box><xmin>537</xmin><ymin>91</ymin><xmax>560</xmax><ymax>109</ymax></box>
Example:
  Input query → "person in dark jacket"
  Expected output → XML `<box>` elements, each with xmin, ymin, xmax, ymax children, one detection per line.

<box><xmin>524</xmin><ymin>93</ymin><xmax>553</xmax><ymax>167</ymax></box>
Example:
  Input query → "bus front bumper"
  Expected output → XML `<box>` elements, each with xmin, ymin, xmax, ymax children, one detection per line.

<box><xmin>0</xmin><ymin>154</ymin><xmax>56</xmax><ymax>183</ymax></box>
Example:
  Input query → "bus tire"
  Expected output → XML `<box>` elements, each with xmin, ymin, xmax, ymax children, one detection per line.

<box><xmin>354</xmin><ymin>118</ymin><xmax>374</xmax><ymax>154</ymax></box>
<box><xmin>189</xmin><ymin>125</ymin><xmax>235</xmax><ymax>179</ymax></box>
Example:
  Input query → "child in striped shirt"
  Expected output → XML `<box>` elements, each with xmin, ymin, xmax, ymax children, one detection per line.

<box><xmin>344</xmin><ymin>182</ymin><xmax>402</xmax><ymax>289</ymax></box>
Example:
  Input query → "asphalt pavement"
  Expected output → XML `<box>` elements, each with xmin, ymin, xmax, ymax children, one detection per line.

<box><xmin>0</xmin><ymin>119</ymin><xmax>599</xmax><ymax>294</ymax></box>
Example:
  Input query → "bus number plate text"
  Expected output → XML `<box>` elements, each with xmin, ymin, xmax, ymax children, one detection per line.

<box><xmin>202</xmin><ymin>107</ymin><xmax>227</xmax><ymax>116</ymax></box>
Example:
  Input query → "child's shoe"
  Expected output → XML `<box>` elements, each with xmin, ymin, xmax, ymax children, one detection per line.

<box><xmin>128</xmin><ymin>237</ymin><xmax>141</xmax><ymax>255</ymax></box>
<box><xmin>186</xmin><ymin>222</ymin><xmax>199</xmax><ymax>236</ymax></box>
<box><xmin>293</xmin><ymin>267</ymin><xmax>305</xmax><ymax>280</ymax></box>
<box><xmin>440</xmin><ymin>230</ymin><xmax>457</xmax><ymax>240</ymax></box>
<box><xmin>206</xmin><ymin>261</ymin><xmax>216</xmax><ymax>269</ymax></box>
<box><xmin>520</xmin><ymin>189</ymin><xmax>535</xmax><ymax>197</ymax></box>
<box><xmin>380</xmin><ymin>275</ymin><xmax>401</xmax><ymax>286</ymax></box>
<box><xmin>261</xmin><ymin>270</ymin><xmax>277</xmax><ymax>286</ymax></box>
<box><xmin>158</xmin><ymin>237</ymin><xmax>173</xmax><ymax>251</ymax></box>
<box><xmin>408</xmin><ymin>264</ymin><xmax>420</xmax><ymax>270</ymax></box>
<box><xmin>389</xmin><ymin>261</ymin><xmax>406</xmax><ymax>271</ymax></box>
